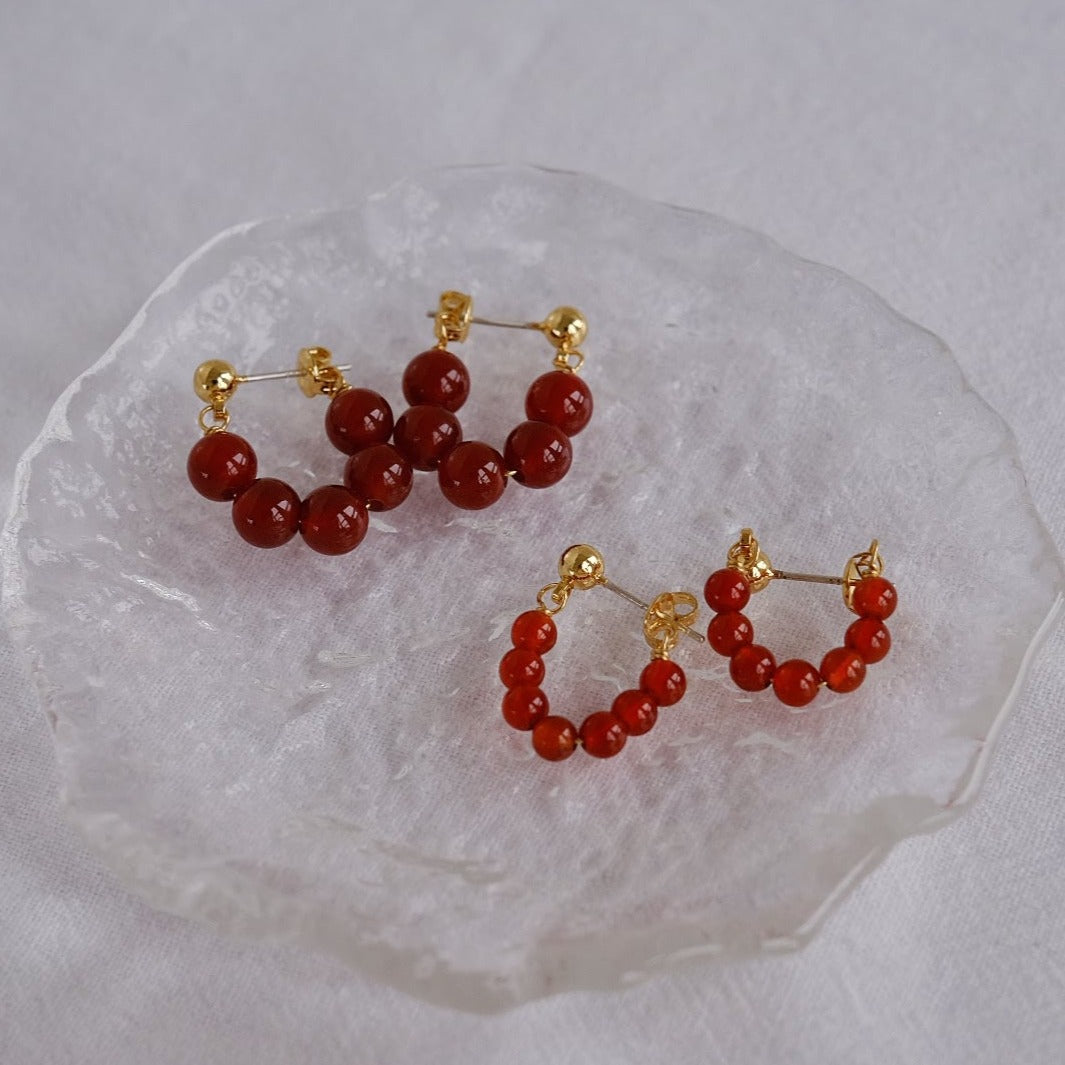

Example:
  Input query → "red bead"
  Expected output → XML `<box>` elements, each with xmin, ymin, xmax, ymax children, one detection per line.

<box><xmin>612</xmin><ymin>689</ymin><xmax>658</xmax><ymax>736</ymax></box>
<box><xmin>706</xmin><ymin>611</ymin><xmax>754</xmax><ymax>656</ymax></box>
<box><xmin>187</xmin><ymin>432</ymin><xmax>257</xmax><ymax>501</ymax></box>
<box><xmin>502</xmin><ymin>686</ymin><xmax>549</xmax><ymax>731</ymax></box>
<box><xmin>402</xmin><ymin>348</ymin><xmax>470</xmax><ymax>412</ymax></box>
<box><xmin>231</xmin><ymin>478</ymin><xmax>300</xmax><ymax>548</ymax></box>
<box><xmin>704</xmin><ymin>568</ymin><xmax>751</xmax><ymax>613</ymax></box>
<box><xmin>640</xmin><ymin>658</ymin><xmax>686</xmax><ymax>706</ymax></box>
<box><xmin>299</xmin><ymin>485</ymin><xmax>368</xmax><ymax>555</ymax></box>
<box><xmin>525</xmin><ymin>371</ymin><xmax>593</xmax><ymax>436</ymax></box>
<box><xmin>729</xmin><ymin>644</ymin><xmax>776</xmax><ymax>691</ymax></box>
<box><xmin>820</xmin><ymin>647</ymin><xmax>867</xmax><ymax>693</ymax></box>
<box><xmin>845</xmin><ymin>617</ymin><xmax>892</xmax><ymax>664</ymax></box>
<box><xmin>503</xmin><ymin>420</ymin><xmax>573</xmax><ymax>488</ymax></box>
<box><xmin>772</xmin><ymin>659</ymin><xmax>822</xmax><ymax>707</ymax></box>
<box><xmin>438</xmin><ymin>441</ymin><xmax>508</xmax><ymax>510</ymax></box>
<box><xmin>393</xmin><ymin>405</ymin><xmax>462</xmax><ymax>471</ymax></box>
<box><xmin>324</xmin><ymin>388</ymin><xmax>394</xmax><ymax>455</ymax></box>
<box><xmin>499</xmin><ymin>647</ymin><xmax>545</xmax><ymax>689</ymax></box>
<box><xmin>851</xmin><ymin>576</ymin><xmax>897</xmax><ymax>620</ymax></box>
<box><xmin>579</xmin><ymin>711</ymin><xmax>627</xmax><ymax>758</ymax></box>
<box><xmin>344</xmin><ymin>443</ymin><xmax>413</xmax><ymax>511</ymax></box>
<box><xmin>531</xmin><ymin>716</ymin><xmax>578</xmax><ymax>761</ymax></box>
<box><xmin>511</xmin><ymin>610</ymin><xmax>557</xmax><ymax>653</ymax></box>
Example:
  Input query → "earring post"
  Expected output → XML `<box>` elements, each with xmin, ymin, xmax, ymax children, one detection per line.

<box><xmin>424</xmin><ymin>311</ymin><xmax>539</xmax><ymax>331</ymax></box>
<box><xmin>772</xmin><ymin>571</ymin><xmax>847</xmax><ymax>586</ymax></box>
<box><xmin>238</xmin><ymin>364</ymin><xmax>353</xmax><ymax>384</ymax></box>
<box><xmin>600</xmin><ymin>579</ymin><xmax>704</xmax><ymax>643</ymax></box>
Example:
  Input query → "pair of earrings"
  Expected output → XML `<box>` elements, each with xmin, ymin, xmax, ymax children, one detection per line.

<box><xmin>500</xmin><ymin>530</ymin><xmax>897</xmax><ymax>762</ymax></box>
<box><xmin>186</xmin><ymin>292</ymin><xmax>593</xmax><ymax>553</ymax></box>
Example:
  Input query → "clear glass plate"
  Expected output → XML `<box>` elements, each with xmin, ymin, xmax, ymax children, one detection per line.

<box><xmin>3</xmin><ymin>165</ymin><xmax>1061</xmax><ymax>1011</ymax></box>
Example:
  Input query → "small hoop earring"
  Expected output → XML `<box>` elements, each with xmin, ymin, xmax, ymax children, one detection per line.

<box><xmin>703</xmin><ymin>529</ymin><xmax>897</xmax><ymax>707</ymax></box>
<box><xmin>187</xmin><ymin>348</ymin><xmax>389</xmax><ymax>554</ymax></box>
<box><xmin>383</xmin><ymin>291</ymin><xmax>593</xmax><ymax>510</ymax></box>
<box><xmin>498</xmin><ymin>545</ymin><xmax>704</xmax><ymax>761</ymax></box>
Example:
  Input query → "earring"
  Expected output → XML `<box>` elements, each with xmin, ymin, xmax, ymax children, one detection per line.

<box><xmin>374</xmin><ymin>291</ymin><xmax>593</xmax><ymax>511</ymax></box>
<box><xmin>703</xmin><ymin>529</ymin><xmax>897</xmax><ymax>707</ymax></box>
<box><xmin>498</xmin><ymin>545</ymin><xmax>703</xmax><ymax>761</ymax></box>
<box><xmin>187</xmin><ymin>348</ymin><xmax>395</xmax><ymax>554</ymax></box>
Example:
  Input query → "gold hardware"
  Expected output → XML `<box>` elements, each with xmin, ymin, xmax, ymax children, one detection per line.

<box><xmin>725</xmin><ymin>529</ymin><xmax>885</xmax><ymax>612</ymax></box>
<box><xmin>535</xmin><ymin>544</ymin><xmax>703</xmax><ymax>653</ymax></box>
<box><xmin>295</xmin><ymin>347</ymin><xmax>348</xmax><ymax>398</ymax></box>
<box><xmin>425</xmin><ymin>293</ymin><xmax>587</xmax><ymax>372</ymax></box>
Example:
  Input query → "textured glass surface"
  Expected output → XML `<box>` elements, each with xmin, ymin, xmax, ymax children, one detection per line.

<box><xmin>3</xmin><ymin>166</ymin><xmax>1061</xmax><ymax>1011</ymax></box>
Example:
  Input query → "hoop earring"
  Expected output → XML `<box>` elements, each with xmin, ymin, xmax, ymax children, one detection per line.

<box><xmin>703</xmin><ymin>529</ymin><xmax>897</xmax><ymax>707</ymax></box>
<box><xmin>499</xmin><ymin>545</ymin><xmax>704</xmax><ymax>761</ymax></box>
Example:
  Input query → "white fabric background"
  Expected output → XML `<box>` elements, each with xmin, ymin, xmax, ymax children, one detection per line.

<box><xmin>1</xmin><ymin>1</ymin><xmax>1063</xmax><ymax>1062</ymax></box>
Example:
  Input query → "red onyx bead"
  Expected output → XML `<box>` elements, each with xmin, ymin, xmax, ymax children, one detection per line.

<box><xmin>820</xmin><ymin>647</ymin><xmax>867</xmax><ymax>693</ymax></box>
<box><xmin>499</xmin><ymin>647</ymin><xmax>545</xmax><ymax>689</ymax></box>
<box><xmin>612</xmin><ymin>689</ymin><xmax>658</xmax><ymax>736</ymax></box>
<box><xmin>525</xmin><ymin>371</ymin><xmax>594</xmax><ymax>436</ymax></box>
<box><xmin>393</xmin><ymin>405</ymin><xmax>462</xmax><ymax>471</ymax></box>
<box><xmin>187</xmin><ymin>431</ymin><xmax>257</xmax><ymax>501</ymax></box>
<box><xmin>707</xmin><ymin>611</ymin><xmax>754</xmax><ymax>657</ymax></box>
<box><xmin>324</xmin><ymin>388</ymin><xmax>394</xmax><ymax>455</ymax></box>
<box><xmin>845</xmin><ymin>617</ymin><xmax>892</xmax><ymax>664</ymax></box>
<box><xmin>851</xmin><ymin>576</ymin><xmax>897</xmax><ymax>620</ymax></box>
<box><xmin>579</xmin><ymin>711</ymin><xmax>628</xmax><ymax>759</ymax></box>
<box><xmin>344</xmin><ymin>443</ymin><xmax>413</xmax><ymax>511</ymax></box>
<box><xmin>231</xmin><ymin>478</ymin><xmax>300</xmax><ymax>548</ymax></box>
<box><xmin>438</xmin><ymin>441</ymin><xmax>508</xmax><ymax>510</ymax></box>
<box><xmin>503</xmin><ymin>420</ymin><xmax>573</xmax><ymax>488</ymax></box>
<box><xmin>502</xmin><ymin>686</ymin><xmax>549</xmax><ymax>731</ymax></box>
<box><xmin>729</xmin><ymin>644</ymin><xmax>776</xmax><ymax>691</ymax></box>
<box><xmin>640</xmin><ymin>658</ymin><xmax>686</xmax><ymax>706</ymax></box>
<box><xmin>532</xmin><ymin>716</ymin><xmax>578</xmax><ymax>761</ymax></box>
<box><xmin>704</xmin><ymin>568</ymin><xmax>751</xmax><ymax>613</ymax></box>
<box><xmin>772</xmin><ymin>659</ymin><xmax>822</xmax><ymax>707</ymax></box>
<box><xmin>402</xmin><ymin>348</ymin><xmax>470</xmax><ymax>412</ymax></box>
<box><xmin>299</xmin><ymin>484</ymin><xmax>368</xmax><ymax>555</ymax></box>
<box><xmin>511</xmin><ymin>610</ymin><xmax>557</xmax><ymax>653</ymax></box>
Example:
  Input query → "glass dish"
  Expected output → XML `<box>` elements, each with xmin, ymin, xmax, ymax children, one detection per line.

<box><xmin>3</xmin><ymin>165</ymin><xmax>1061</xmax><ymax>1011</ymax></box>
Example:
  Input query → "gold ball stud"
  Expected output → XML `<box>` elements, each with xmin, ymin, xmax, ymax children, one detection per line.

<box><xmin>193</xmin><ymin>359</ymin><xmax>239</xmax><ymax>402</ymax></box>
<box><xmin>542</xmin><ymin>306</ymin><xmax>587</xmax><ymax>351</ymax></box>
<box><xmin>558</xmin><ymin>543</ymin><xmax>605</xmax><ymax>588</ymax></box>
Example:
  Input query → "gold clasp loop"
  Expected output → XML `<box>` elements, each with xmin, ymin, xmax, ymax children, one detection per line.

<box><xmin>536</xmin><ymin>580</ymin><xmax>572</xmax><ymax>616</ymax></box>
<box><xmin>643</xmin><ymin>591</ymin><xmax>700</xmax><ymax>659</ymax></box>
<box><xmin>434</xmin><ymin>291</ymin><xmax>473</xmax><ymax>347</ymax></box>
<box><xmin>727</xmin><ymin>528</ymin><xmax>775</xmax><ymax>592</ymax></box>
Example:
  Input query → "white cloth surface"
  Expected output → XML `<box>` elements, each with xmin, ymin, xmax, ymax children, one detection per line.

<box><xmin>1</xmin><ymin>1</ymin><xmax>1063</xmax><ymax>1062</ymax></box>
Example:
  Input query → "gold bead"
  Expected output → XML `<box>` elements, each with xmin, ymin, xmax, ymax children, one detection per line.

<box><xmin>542</xmin><ymin>306</ymin><xmax>587</xmax><ymax>351</ymax></box>
<box><xmin>558</xmin><ymin>544</ymin><xmax>605</xmax><ymax>588</ymax></box>
<box><xmin>193</xmin><ymin>359</ymin><xmax>239</xmax><ymax>402</ymax></box>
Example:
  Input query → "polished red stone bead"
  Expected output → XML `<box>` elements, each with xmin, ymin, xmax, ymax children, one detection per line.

<box><xmin>499</xmin><ymin>647</ymin><xmax>545</xmax><ymax>689</ymax></box>
<box><xmin>344</xmin><ymin>443</ymin><xmax>413</xmax><ymax>511</ymax></box>
<box><xmin>187</xmin><ymin>431</ymin><xmax>257</xmax><ymax>501</ymax></box>
<box><xmin>511</xmin><ymin>610</ymin><xmax>557</xmax><ymax>653</ymax></box>
<box><xmin>531</xmin><ymin>716</ymin><xmax>578</xmax><ymax>761</ymax></box>
<box><xmin>706</xmin><ymin>611</ymin><xmax>754</xmax><ymax>657</ymax></box>
<box><xmin>579</xmin><ymin>711</ymin><xmax>628</xmax><ymax>758</ymax></box>
<box><xmin>639</xmin><ymin>658</ymin><xmax>686</xmax><ymax>706</ymax></box>
<box><xmin>324</xmin><ymin>387</ymin><xmax>394</xmax><ymax>455</ymax></box>
<box><xmin>820</xmin><ymin>647</ymin><xmax>867</xmax><ymax>693</ymax></box>
<box><xmin>704</xmin><ymin>568</ymin><xmax>751</xmax><ymax>613</ymax></box>
<box><xmin>299</xmin><ymin>484</ymin><xmax>368</xmax><ymax>555</ymax></box>
<box><xmin>438</xmin><ymin>441</ymin><xmax>508</xmax><ymax>510</ymax></box>
<box><xmin>231</xmin><ymin>478</ymin><xmax>300</xmax><ymax>548</ymax></box>
<box><xmin>851</xmin><ymin>576</ymin><xmax>897</xmax><ymax>620</ymax></box>
<box><xmin>502</xmin><ymin>686</ymin><xmax>549</xmax><ymax>731</ymax></box>
<box><xmin>392</xmin><ymin>404</ymin><xmax>462</xmax><ymax>471</ymax></box>
<box><xmin>611</xmin><ymin>689</ymin><xmax>658</xmax><ymax>736</ymax></box>
<box><xmin>503</xmin><ymin>420</ymin><xmax>573</xmax><ymax>488</ymax></box>
<box><xmin>402</xmin><ymin>348</ymin><xmax>471</xmax><ymax>412</ymax></box>
<box><xmin>525</xmin><ymin>371</ymin><xmax>593</xmax><ymax>436</ymax></box>
<box><xmin>845</xmin><ymin>617</ymin><xmax>892</xmax><ymax>664</ymax></box>
<box><xmin>729</xmin><ymin>644</ymin><xmax>776</xmax><ymax>691</ymax></box>
<box><xmin>772</xmin><ymin>659</ymin><xmax>822</xmax><ymax>707</ymax></box>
